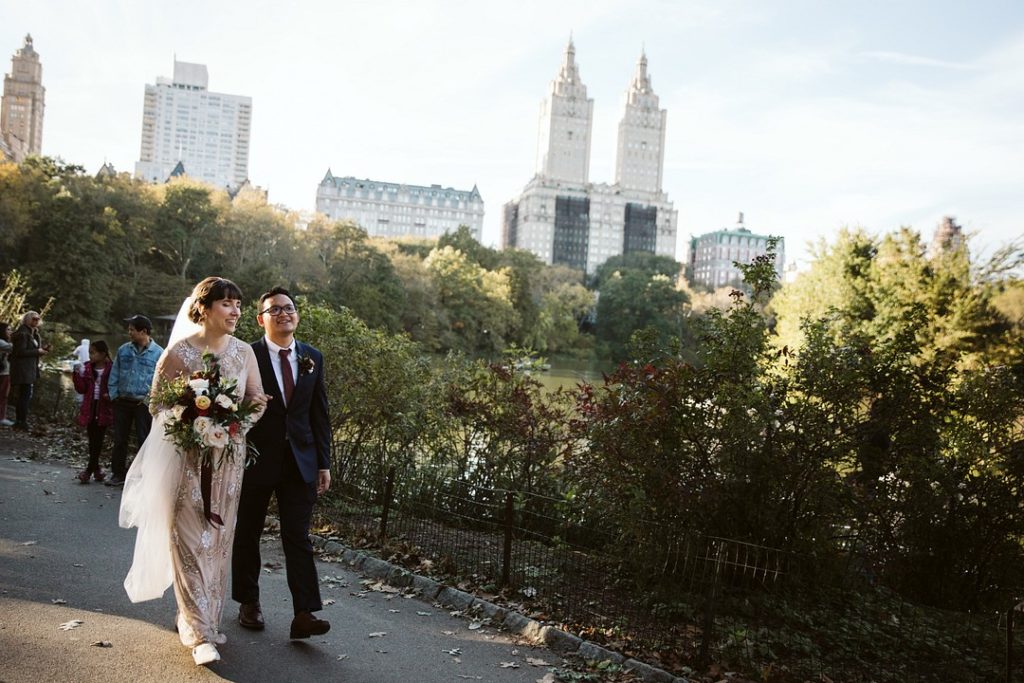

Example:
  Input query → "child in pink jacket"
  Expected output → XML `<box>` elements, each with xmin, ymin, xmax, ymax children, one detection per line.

<box><xmin>73</xmin><ymin>340</ymin><xmax>113</xmax><ymax>483</ymax></box>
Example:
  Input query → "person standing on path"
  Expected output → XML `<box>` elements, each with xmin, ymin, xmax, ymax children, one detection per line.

<box><xmin>0</xmin><ymin>322</ymin><xmax>13</xmax><ymax>426</ymax></box>
<box><xmin>119</xmin><ymin>277</ymin><xmax>269</xmax><ymax>667</ymax></box>
<box><xmin>232</xmin><ymin>287</ymin><xmax>332</xmax><ymax>640</ymax></box>
<box><xmin>72</xmin><ymin>340</ymin><xmax>113</xmax><ymax>483</ymax></box>
<box><xmin>106</xmin><ymin>315</ymin><xmax>162</xmax><ymax>486</ymax></box>
<box><xmin>9</xmin><ymin>311</ymin><xmax>49</xmax><ymax>430</ymax></box>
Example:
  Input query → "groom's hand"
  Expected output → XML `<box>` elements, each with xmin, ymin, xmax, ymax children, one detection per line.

<box><xmin>317</xmin><ymin>469</ymin><xmax>331</xmax><ymax>496</ymax></box>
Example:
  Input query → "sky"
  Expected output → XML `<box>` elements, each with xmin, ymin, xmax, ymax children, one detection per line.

<box><xmin>2</xmin><ymin>0</ymin><xmax>1023</xmax><ymax>268</ymax></box>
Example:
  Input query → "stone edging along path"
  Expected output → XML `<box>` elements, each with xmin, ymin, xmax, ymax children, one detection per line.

<box><xmin>312</xmin><ymin>536</ymin><xmax>688</xmax><ymax>683</ymax></box>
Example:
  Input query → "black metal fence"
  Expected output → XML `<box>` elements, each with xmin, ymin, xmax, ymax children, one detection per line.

<box><xmin>327</xmin><ymin>455</ymin><xmax>1024</xmax><ymax>682</ymax></box>
<box><xmin>29</xmin><ymin>374</ymin><xmax>1022</xmax><ymax>680</ymax></box>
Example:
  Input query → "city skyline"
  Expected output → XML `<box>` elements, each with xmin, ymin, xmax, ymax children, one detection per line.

<box><xmin>2</xmin><ymin>0</ymin><xmax>1022</xmax><ymax>268</ymax></box>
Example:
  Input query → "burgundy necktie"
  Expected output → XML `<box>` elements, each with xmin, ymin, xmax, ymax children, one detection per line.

<box><xmin>279</xmin><ymin>348</ymin><xmax>295</xmax><ymax>405</ymax></box>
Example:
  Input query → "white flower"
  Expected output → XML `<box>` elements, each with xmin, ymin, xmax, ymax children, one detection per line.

<box><xmin>193</xmin><ymin>416</ymin><xmax>214</xmax><ymax>436</ymax></box>
<box><xmin>214</xmin><ymin>393</ymin><xmax>235</xmax><ymax>410</ymax></box>
<box><xmin>204</xmin><ymin>425</ymin><xmax>229</xmax><ymax>449</ymax></box>
<box><xmin>171</xmin><ymin>404</ymin><xmax>186</xmax><ymax>421</ymax></box>
<box><xmin>188</xmin><ymin>378</ymin><xmax>210</xmax><ymax>395</ymax></box>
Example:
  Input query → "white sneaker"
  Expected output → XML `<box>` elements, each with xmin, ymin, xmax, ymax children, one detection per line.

<box><xmin>0</xmin><ymin>419</ymin><xmax>13</xmax><ymax>427</ymax></box>
<box><xmin>192</xmin><ymin>643</ymin><xmax>220</xmax><ymax>666</ymax></box>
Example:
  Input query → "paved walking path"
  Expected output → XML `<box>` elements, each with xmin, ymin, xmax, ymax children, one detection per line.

<box><xmin>0</xmin><ymin>431</ymin><xmax>569</xmax><ymax>683</ymax></box>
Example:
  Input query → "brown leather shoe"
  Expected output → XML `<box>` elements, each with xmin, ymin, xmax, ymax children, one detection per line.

<box><xmin>289</xmin><ymin>611</ymin><xmax>330</xmax><ymax>639</ymax></box>
<box><xmin>238</xmin><ymin>602</ymin><xmax>265</xmax><ymax>630</ymax></box>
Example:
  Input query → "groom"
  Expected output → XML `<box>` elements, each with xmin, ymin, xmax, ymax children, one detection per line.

<box><xmin>232</xmin><ymin>287</ymin><xmax>332</xmax><ymax>639</ymax></box>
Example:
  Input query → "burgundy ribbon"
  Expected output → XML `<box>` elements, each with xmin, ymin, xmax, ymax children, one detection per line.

<box><xmin>200</xmin><ymin>457</ymin><xmax>224</xmax><ymax>528</ymax></box>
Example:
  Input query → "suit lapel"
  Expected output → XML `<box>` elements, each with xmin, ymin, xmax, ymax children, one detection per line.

<box><xmin>253</xmin><ymin>340</ymin><xmax>285</xmax><ymax>412</ymax></box>
<box><xmin>291</xmin><ymin>341</ymin><xmax>313</xmax><ymax>405</ymax></box>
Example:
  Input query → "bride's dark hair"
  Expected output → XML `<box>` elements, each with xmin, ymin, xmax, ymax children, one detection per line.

<box><xmin>188</xmin><ymin>277</ymin><xmax>243</xmax><ymax>323</ymax></box>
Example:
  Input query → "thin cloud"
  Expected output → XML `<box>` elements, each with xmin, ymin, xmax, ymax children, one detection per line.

<box><xmin>859</xmin><ymin>50</ymin><xmax>976</xmax><ymax>70</ymax></box>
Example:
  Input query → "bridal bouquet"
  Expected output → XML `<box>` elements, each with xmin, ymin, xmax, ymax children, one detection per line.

<box><xmin>152</xmin><ymin>350</ymin><xmax>261</xmax><ymax>470</ymax></box>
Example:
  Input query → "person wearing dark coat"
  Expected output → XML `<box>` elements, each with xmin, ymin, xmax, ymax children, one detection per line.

<box><xmin>9</xmin><ymin>311</ymin><xmax>50</xmax><ymax>430</ymax></box>
<box><xmin>231</xmin><ymin>287</ymin><xmax>332</xmax><ymax>640</ymax></box>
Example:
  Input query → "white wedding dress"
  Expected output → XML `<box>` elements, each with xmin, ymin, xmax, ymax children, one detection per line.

<box><xmin>119</xmin><ymin>300</ymin><xmax>264</xmax><ymax>651</ymax></box>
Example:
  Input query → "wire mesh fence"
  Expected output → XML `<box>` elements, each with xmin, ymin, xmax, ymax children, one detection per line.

<box><xmin>325</xmin><ymin>453</ymin><xmax>1024</xmax><ymax>682</ymax></box>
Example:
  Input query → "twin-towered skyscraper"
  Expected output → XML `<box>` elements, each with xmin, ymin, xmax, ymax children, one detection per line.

<box><xmin>503</xmin><ymin>40</ymin><xmax>677</xmax><ymax>274</ymax></box>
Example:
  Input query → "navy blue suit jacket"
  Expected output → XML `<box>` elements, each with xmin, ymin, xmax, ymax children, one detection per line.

<box><xmin>247</xmin><ymin>338</ymin><xmax>331</xmax><ymax>485</ymax></box>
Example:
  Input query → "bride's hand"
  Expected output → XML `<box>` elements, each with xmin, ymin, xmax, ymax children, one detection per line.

<box><xmin>250</xmin><ymin>393</ymin><xmax>272</xmax><ymax>410</ymax></box>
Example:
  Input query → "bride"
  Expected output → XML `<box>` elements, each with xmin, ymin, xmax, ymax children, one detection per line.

<box><xmin>119</xmin><ymin>277</ymin><xmax>269</xmax><ymax>666</ymax></box>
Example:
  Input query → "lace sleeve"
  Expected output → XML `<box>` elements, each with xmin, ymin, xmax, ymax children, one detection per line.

<box><xmin>148</xmin><ymin>344</ymin><xmax>187</xmax><ymax>416</ymax></box>
<box><xmin>242</xmin><ymin>343</ymin><xmax>266</xmax><ymax>429</ymax></box>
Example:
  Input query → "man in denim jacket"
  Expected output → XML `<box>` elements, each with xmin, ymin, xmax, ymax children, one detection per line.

<box><xmin>105</xmin><ymin>315</ymin><xmax>163</xmax><ymax>486</ymax></box>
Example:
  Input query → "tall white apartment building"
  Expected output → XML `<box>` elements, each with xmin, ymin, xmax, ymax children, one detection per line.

<box><xmin>316</xmin><ymin>170</ymin><xmax>485</xmax><ymax>241</ymax></box>
<box><xmin>135</xmin><ymin>60</ymin><xmax>252</xmax><ymax>190</ymax></box>
<box><xmin>1</xmin><ymin>34</ymin><xmax>45</xmax><ymax>162</ymax></box>
<box><xmin>502</xmin><ymin>42</ymin><xmax>677</xmax><ymax>274</ymax></box>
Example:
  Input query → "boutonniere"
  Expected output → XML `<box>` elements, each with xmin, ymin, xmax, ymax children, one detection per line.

<box><xmin>297</xmin><ymin>353</ymin><xmax>315</xmax><ymax>376</ymax></box>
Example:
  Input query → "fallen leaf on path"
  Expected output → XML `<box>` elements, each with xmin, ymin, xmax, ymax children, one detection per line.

<box><xmin>59</xmin><ymin>620</ymin><xmax>84</xmax><ymax>631</ymax></box>
<box><xmin>526</xmin><ymin>657</ymin><xmax>550</xmax><ymax>666</ymax></box>
<box><xmin>388</xmin><ymin>609</ymin><xmax>400</xmax><ymax>613</ymax></box>
<box><xmin>442</xmin><ymin>630</ymin><xmax>456</xmax><ymax>636</ymax></box>
<box><xmin>43</xmin><ymin>489</ymin><xmax>53</xmax><ymax>495</ymax></box>
<box><xmin>500</xmin><ymin>661</ymin><xmax>520</xmax><ymax>668</ymax></box>
<box><xmin>368</xmin><ymin>581</ymin><xmax>400</xmax><ymax>594</ymax></box>
<box><xmin>324</xmin><ymin>599</ymin><xmax>336</xmax><ymax>606</ymax></box>
<box><xmin>336</xmin><ymin>654</ymin><xmax>349</xmax><ymax>661</ymax></box>
<box><xmin>368</xmin><ymin>631</ymin><xmax>387</xmax><ymax>638</ymax></box>
<box><xmin>374</xmin><ymin>649</ymin><xmax>388</xmax><ymax>654</ymax></box>
<box><xmin>468</xmin><ymin>621</ymin><xmax>483</xmax><ymax>630</ymax></box>
<box><xmin>73</xmin><ymin>563</ymin><xmax>84</xmax><ymax>568</ymax></box>
<box><xmin>416</xmin><ymin>611</ymin><xmax>432</xmax><ymax>616</ymax></box>
<box><xmin>536</xmin><ymin>674</ymin><xmax>557</xmax><ymax>683</ymax></box>
<box><xmin>51</xmin><ymin>599</ymin><xmax>67</xmax><ymax>605</ymax></box>
<box><xmin>444</xmin><ymin>648</ymin><xmax>462</xmax><ymax>656</ymax></box>
<box><xmin>20</xmin><ymin>541</ymin><xmax>37</xmax><ymax>546</ymax></box>
<box><xmin>91</xmin><ymin>641</ymin><xmax>112</xmax><ymax>648</ymax></box>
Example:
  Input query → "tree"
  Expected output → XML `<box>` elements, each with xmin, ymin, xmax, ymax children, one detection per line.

<box><xmin>768</xmin><ymin>224</ymin><xmax>1024</xmax><ymax>607</ymax></box>
<box><xmin>437</xmin><ymin>224</ymin><xmax>500</xmax><ymax>270</ymax></box>
<box><xmin>526</xmin><ymin>282</ymin><xmax>594</xmax><ymax>353</ymax></box>
<box><xmin>424</xmin><ymin>245</ymin><xmax>518</xmax><ymax>352</ymax></box>
<box><xmin>595</xmin><ymin>270</ymin><xmax>688</xmax><ymax>362</ymax></box>
<box><xmin>299</xmin><ymin>217</ymin><xmax>405</xmax><ymax>331</ymax></box>
<box><xmin>592</xmin><ymin>252</ymin><xmax>681</xmax><ymax>290</ymax></box>
<box><xmin>151</xmin><ymin>179</ymin><xmax>222</xmax><ymax>280</ymax></box>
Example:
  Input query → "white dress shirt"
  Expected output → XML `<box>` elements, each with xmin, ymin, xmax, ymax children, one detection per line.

<box><xmin>264</xmin><ymin>337</ymin><xmax>298</xmax><ymax>407</ymax></box>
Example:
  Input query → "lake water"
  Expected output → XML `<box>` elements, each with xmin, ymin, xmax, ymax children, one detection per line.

<box><xmin>533</xmin><ymin>358</ymin><xmax>610</xmax><ymax>393</ymax></box>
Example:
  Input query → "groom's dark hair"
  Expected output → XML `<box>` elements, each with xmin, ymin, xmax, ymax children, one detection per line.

<box><xmin>258</xmin><ymin>286</ymin><xmax>296</xmax><ymax>309</ymax></box>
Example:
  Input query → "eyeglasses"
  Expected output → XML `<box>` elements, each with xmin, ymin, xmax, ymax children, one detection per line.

<box><xmin>260</xmin><ymin>304</ymin><xmax>297</xmax><ymax>317</ymax></box>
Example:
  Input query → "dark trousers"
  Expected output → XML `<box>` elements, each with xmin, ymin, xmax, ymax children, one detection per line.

<box><xmin>232</xmin><ymin>450</ymin><xmax>322</xmax><ymax>615</ymax></box>
<box><xmin>111</xmin><ymin>400</ymin><xmax>151</xmax><ymax>479</ymax></box>
<box><xmin>0</xmin><ymin>375</ymin><xmax>10</xmax><ymax>420</ymax></box>
<box><xmin>86</xmin><ymin>419</ymin><xmax>106</xmax><ymax>473</ymax></box>
<box><xmin>14</xmin><ymin>383</ymin><xmax>32</xmax><ymax>426</ymax></box>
